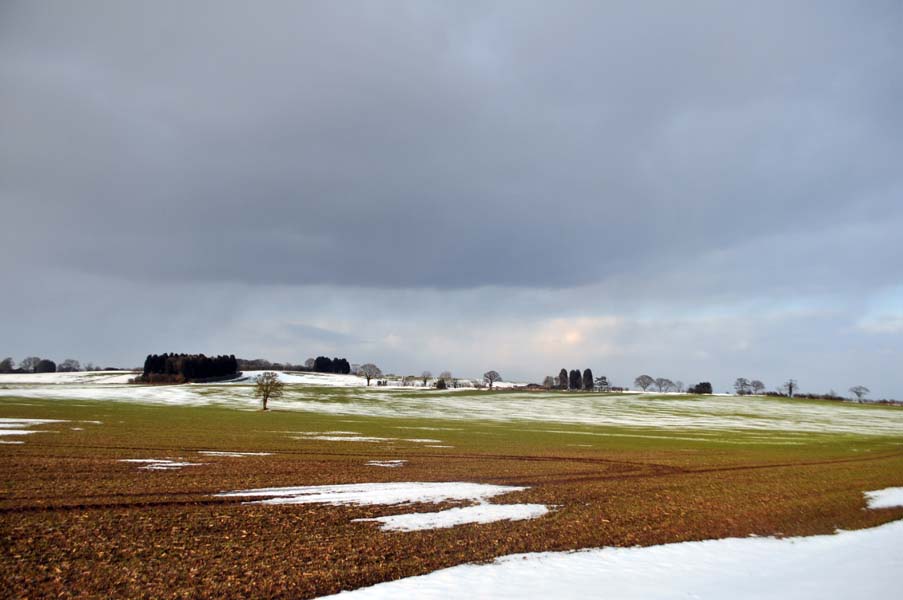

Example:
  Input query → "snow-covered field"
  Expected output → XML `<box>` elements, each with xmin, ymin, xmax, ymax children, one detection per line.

<box><xmin>0</xmin><ymin>369</ymin><xmax>520</xmax><ymax>389</ymax></box>
<box><xmin>3</xmin><ymin>372</ymin><xmax>902</xmax><ymax>436</ymax></box>
<box><xmin>0</xmin><ymin>371</ymin><xmax>137</xmax><ymax>384</ymax></box>
<box><xmin>319</xmin><ymin>488</ymin><xmax>903</xmax><ymax>599</ymax></box>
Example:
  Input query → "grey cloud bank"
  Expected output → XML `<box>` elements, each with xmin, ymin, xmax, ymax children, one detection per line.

<box><xmin>1</xmin><ymin>1</ymin><xmax>901</xmax><ymax>397</ymax></box>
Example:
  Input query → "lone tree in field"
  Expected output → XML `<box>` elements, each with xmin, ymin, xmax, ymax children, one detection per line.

<box><xmin>733</xmin><ymin>378</ymin><xmax>751</xmax><ymax>395</ymax></box>
<box><xmin>558</xmin><ymin>368</ymin><xmax>569</xmax><ymax>390</ymax></box>
<box><xmin>483</xmin><ymin>370</ymin><xmax>501</xmax><ymax>389</ymax></box>
<box><xmin>583</xmin><ymin>368</ymin><xmax>594</xmax><ymax>391</ymax></box>
<box><xmin>782</xmin><ymin>379</ymin><xmax>798</xmax><ymax>398</ymax></box>
<box><xmin>254</xmin><ymin>371</ymin><xmax>284</xmax><ymax>410</ymax></box>
<box><xmin>750</xmin><ymin>380</ymin><xmax>765</xmax><ymax>395</ymax></box>
<box><xmin>358</xmin><ymin>363</ymin><xmax>382</xmax><ymax>386</ymax></box>
<box><xmin>849</xmin><ymin>385</ymin><xmax>870</xmax><ymax>402</ymax></box>
<box><xmin>634</xmin><ymin>374</ymin><xmax>654</xmax><ymax>391</ymax></box>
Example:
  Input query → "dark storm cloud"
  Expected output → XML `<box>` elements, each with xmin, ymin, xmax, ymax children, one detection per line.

<box><xmin>2</xmin><ymin>2</ymin><xmax>902</xmax><ymax>397</ymax></box>
<box><xmin>2</xmin><ymin>1</ymin><xmax>900</xmax><ymax>289</ymax></box>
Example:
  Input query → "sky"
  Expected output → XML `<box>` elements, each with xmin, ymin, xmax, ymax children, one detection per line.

<box><xmin>1</xmin><ymin>1</ymin><xmax>901</xmax><ymax>397</ymax></box>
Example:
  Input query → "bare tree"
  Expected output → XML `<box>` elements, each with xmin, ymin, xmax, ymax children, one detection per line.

<box><xmin>0</xmin><ymin>357</ymin><xmax>14</xmax><ymax>373</ymax></box>
<box><xmin>359</xmin><ymin>364</ymin><xmax>382</xmax><ymax>386</ymax></box>
<box><xmin>675</xmin><ymin>380</ymin><xmax>685</xmax><ymax>393</ymax></box>
<box><xmin>58</xmin><ymin>359</ymin><xmax>82</xmax><ymax>372</ymax></box>
<box><xmin>20</xmin><ymin>356</ymin><xmax>41</xmax><ymax>373</ymax></box>
<box><xmin>421</xmin><ymin>371</ymin><xmax>432</xmax><ymax>386</ymax></box>
<box><xmin>254</xmin><ymin>371</ymin><xmax>284</xmax><ymax>410</ymax></box>
<box><xmin>733</xmin><ymin>378</ymin><xmax>751</xmax><ymax>395</ymax></box>
<box><xmin>654</xmin><ymin>377</ymin><xmax>674</xmax><ymax>392</ymax></box>
<box><xmin>483</xmin><ymin>370</ymin><xmax>501</xmax><ymax>389</ymax></box>
<box><xmin>750</xmin><ymin>380</ymin><xmax>765</xmax><ymax>395</ymax></box>
<box><xmin>634</xmin><ymin>374</ymin><xmax>654</xmax><ymax>391</ymax></box>
<box><xmin>438</xmin><ymin>371</ymin><xmax>452</xmax><ymax>384</ymax></box>
<box><xmin>849</xmin><ymin>385</ymin><xmax>870</xmax><ymax>402</ymax></box>
<box><xmin>542</xmin><ymin>375</ymin><xmax>555</xmax><ymax>389</ymax></box>
<box><xmin>304</xmin><ymin>358</ymin><xmax>315</xmax><ymax>369</ymax></box>
<box><xmin>782</xmin><ymin>379</ymin><xmax>798</xmax><ymax>398</ymax></box>
<box><xmin>594</xmin><ymin>375</ymin><xmax>610</xmax><ymax>391</ymax></box>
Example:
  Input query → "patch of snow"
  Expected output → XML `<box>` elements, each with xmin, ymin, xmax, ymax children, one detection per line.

<box><xmin>865</xmin><ymin>487</ymin><xmax>903</xmax><ymax>509</ymax></box>
<box><xmin>355</xmin><ymin>503</ymin><xmax>549</xmax><ymax>531</ymax></box>
<box><xmin>0</xmin><ymin>418</ymin><xmax>67</xmax><ymax>442</ymax></box>
<box><xmin>119</xmin><ymin>459</ymin><xmax>204</xmax><ymax>471</ymax></box>
<box><xmin>294</xmin><ymin>435</ymin><xmax>396</xmax><ymax>443</ymax></box>
<box><xmin>318</xmin><ymin>519</ymin><xmax>903</xmax><ymax>599</ymax></box>
<box><xmin>426</xmin><ymin>445</ymin><xmax>454</xmax><ymax>448</ymax></box>
<box><xmin>0</xmin><ymin>418</ymin><xmax>67</xmax><ymax>427</ymax></box>
<box><xmin>403</xmin><ymin>438</ymin><xmax>443</xmax><ymax>443</ymax></box>
<box><xmin>216</xmin><ymin>482</ymin><xmax>527</xmax><ymax>507</ymax></box>
<box><xmin>293</xmin><ymin>432</ymin><xmax>396</xmax><ymax>443</ymax></box>
<box><xmin>366</xmin><ymin>460</ymin><xmax>407</xmax><ymax>468</ymax></box>
<box><xmin>198</xmin><ymin>451</ymin><xmax>273</xmax><ymax>457</ymax></box>
<box><xmin>0</xmin><ymin>440</ymin><xmax>24</xmax><ymax>444</ymax></box>
<box><xmin>395</xmin><ymin>426</ymin><xmax>463</xmax><ymax>431</ymax></box>
<box><xmin>70</xmin><ymin>427</ymin><xmax>84</xmax><ymax>431</ymax></box>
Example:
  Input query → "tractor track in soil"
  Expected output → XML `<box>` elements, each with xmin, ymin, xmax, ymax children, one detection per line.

<box><xmin>3</xmin><ymin>450</ymin><xmax>899</xmax><ymax>515</ymax></box>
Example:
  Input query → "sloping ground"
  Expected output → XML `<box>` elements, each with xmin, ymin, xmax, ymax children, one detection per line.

<box><xmin>2</xmin><ymin>378</ymin><xmax>902</xmax><ymax>436</ymax></box>
<box><xmin>0</xmin><ymin>371</ymin><xmax>137</xmax><ymax>384</ymax></box>
<box><xmin>0</xmin><ymin>370</ymin><xmax>523</xmax><ymax>389</ymax></box>
<box><xmin>1</xmin><ymin>393</ymin><xmax>901</xmax><ymax>598</ymax></box>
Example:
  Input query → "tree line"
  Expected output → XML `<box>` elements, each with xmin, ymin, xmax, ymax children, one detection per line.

<box><xmin>235</xmin><ymin>356</ymin><xmax>352</xmax><ymax>373</ymax></box>
<box><xmin>0</xmin><ymin>356</ymin><xmax>109</xmax><ymax>373</ymax></box>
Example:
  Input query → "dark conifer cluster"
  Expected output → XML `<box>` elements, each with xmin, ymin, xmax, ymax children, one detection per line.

<box><xmin>687</xmin><ymin>382</ymin><xmax>713</xmax><ymax>394</ymax></box>
<box><xmin>141</xmin><ymin>353</ymin><xmax>238</xmax><ymax>383</ymax></box>
<box><xmin>313</xmin><ymin>356</ymin><xmax>351</xmax><ymax>374</ymax></box>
